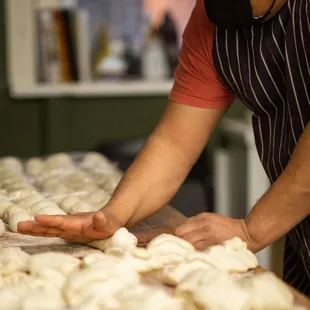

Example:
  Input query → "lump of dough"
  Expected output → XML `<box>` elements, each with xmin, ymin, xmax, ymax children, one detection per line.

<box><xmin>146</xmin><ymin>234</ymin><xmax>195</xmax><ymax>265</ymax></box>
<box><xmin>3</xmin><ymin>205</ymin><xmax>25</xmax><ymax>222</ymax></box>
<box><xmin>191</xmin><ymin>269</ymin><xmax>250</xmax><ymax>310</ymax></box>
<box><xmin>25</xmin><ymin>158</ymin><xmax>44</xmax><ymax>178</ymax></box>
<box><xmin>29</xmin><ymin>252</ymin><xmax>80</xmax><ymax>276</ymax></box>
<box><xmin>81</xmin><ymin>152</ymin><xmax>110</xmax><ymax>169</ymax></box>
<box><xmin>3</xmin><ymin>272</ymin><xmax>28</xmax><ymax>287</ymax></box>
<box><xmin>0</xmin><ymin>200</ymin><xmax>13</xmax><ymax>218</ymax></box>
<box><xmin>223</xmin><ymin>237</ymin><xmax>248</xmax><ymax>251</ymax></box>
<box><xmin>63</xmin><ymin>265</ymin><xmax>140</xmax><ymax>307</ymax></box>
<box><xmin>20</xmin><ymin>287</ymin><xmax>65</xmax><ymax>310</ymax></box>
<box><xmin>89</xmin><ymin>227</ymin><xmax>138</xmax><ymax>252</ymax></box>
<box><xmin>203</xmin><ymin>244</ymin><xmax>258</xmax><ymax>272</ymax></box>
<box><xmin>8</xmin><ymin>188</ymin><xmax>36</xmax><ymax>201</ymax></box>
<box><xmin>0</xmin><ymin>247</ymin><xmax>29</xmax><ymax>276</ymax></box>
<box><xmin>0</xmin><ymin>157</ymin><xmax>23</xmax><ymax>174</ymax></box>
<box><xmin>34</xmin><ymin>206</ymin><xmax>66</xmax><ymax>216</ymax></box>
<box><xmin>8</xmin><ymin>213</ymin><xmax>33</xmax><ymax>233</ymax></box>
<box><xmin>36</xmin><ymin>269</ymin><xmax>66</xmax><ymax>289</ymax></box>
<box><xmin>29</xmin><ymin>200</ymin><xmax>61</xmax><ymax>215</ymax></box>
<box><xmin>83</xmin><ymin>189</ymin><xmax>110</xmax><ymax>205</ymax></box>
<box><xmin>0</xmin><ymin>219</ymin><xmax>5</xmax><ymax>237</ymax></box>
<box><xmin>16</xmin><ymin>194</ymin><xmax>45</xmax><ymax>209</ymax></box>
<box><xmin>238</xmin><ymin>272</ymin><xmax>294</xmax><ymax>310</ymax></box>
<box><xmin>45</xmin><ymin>153</ymin><xmax>74</xmax><ymax>170</ymax></box>
<box><xmin>60</xmin><ymin>195</ymin><xmax>81</xmax><ymax>213</ymax></box>
<box><xmin>163</xmin><ymin>260</ymin><xmax>214</xmax><ymax>286</ymax></box>
<box><xmin>68</xmin><ymin>201</ymin><xmax>94</xmax><ymax>214</ymax></box>
<box><xmin>118</xmin><ymin>284</ymin><xmax>184</xmax><ymax>310</ymax></box>
<box><xmin>0</xmin><ymin>288</ymin><xmax>20</xmax><ymax>310</ymax></box>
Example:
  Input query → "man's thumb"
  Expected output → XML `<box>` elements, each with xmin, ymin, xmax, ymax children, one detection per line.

<box><xmin>93</xmin><ymin>210</ymin><xmax>121</xmax><ymax>233</ymax></box>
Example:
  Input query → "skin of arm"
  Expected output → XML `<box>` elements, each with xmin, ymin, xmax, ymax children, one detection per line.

<box><xmin>245</xmin><ymin>122</ymin><xmax>310</xmax><ymax>252</ymax></box>
<box><xmin>104</xmin><ymin>100</ymin><xmax>227</xmax><ymax>227</ymax></box>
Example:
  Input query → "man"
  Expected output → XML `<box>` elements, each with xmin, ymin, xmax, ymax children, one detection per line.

<box><xmin>19</xmin><ymin>0</ymin><xmax>310</xmax><ymax>296</ymax></box>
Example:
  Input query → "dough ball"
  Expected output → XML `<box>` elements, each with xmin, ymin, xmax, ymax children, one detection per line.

<box><xmin>21</xmin><ymin>287</ymin><xmax>65</xmax><ymax>310</ymax></box>
<box><xmin>89</xmin><ymin>227</ymin><xmax>138</xmax><ymax>252</ymax></box>
<box><xmin>36</xmin><ymin>269</ymin><xmax>66</xmax><ymax>289</ymax></box>
<box><xmin>68</xmin><ymin>201</ymin><xmax>93</xmax><ymax>214</ymax></box>
<box><xmin>83</xmin><ymin>189</ymin><xmax>110</xmax><ymax>205</ymax></box>
<box><xmin>191</xmin><ymin>270</ymin><xmax>250</xmax><ymax>310</ymax></box>
<box><xmin>3</xmin><ymin>205</ymin><xmax>24</xmax><ymax>222</ymax></box>
<box><xmin>0</xmin><ymin>157</ymin><xmax>23</xmax><ymax>174</ymax></box>
<box><xmin>17</xmin><ymin>194</ymin><xmax>45</xmax><ymax>209</ymax></box>
<box><xmin>8</xmin><ymin>213</ymin><xmax>33</xmax><ymax>233</ymax></box>
<box><xmin>8</xmin><ymin>188</ymin><xmax>36</xmax><ymax>201</ymax></box>
<box><xmin>34</xmin><ymin>206</ymin><xmax>66</xmax><ymax>216</ymax></box>
<box><xmin>238</xmin><ymin>272</ymin><xmax>294</xmax><ymax>310</ymax></box>
<box><xmin>146</xmin><ymin>234</ymin><xmax>195</xmax><ymax>265</ymax></box>
<box><xmin>29</xmin><ymin>252</ymin><xmax>80</xmax><ymax>276</ymax></box>
<box><xmin>0</xmin><ymin>288</ymin><xmax>20</xmax><ymax>310</ymax></box>
<box><xmin>29</xmin><ymin>200</ymin><xmax>59</xmax><ymax>215</ymax></box>
<box><xmin>0</xmin><ymin>247</ymin><xmax>29</xmax><ymax>276</ymax></box>
<box><xmin>45</xmin><ymin>153</ymin><xmax>74</xmax><ymax>170</ymax></box>
<box><xmin>60</xmin><ymin>196</ymin><xmax>81</xmax><ymax>213</ymax></box>
<box><xmin>81</xmin><ymin>152</ymin><xmax>110</xmax><ymax>169</ymax></box>
<box><xmin>0</xmin><ymin>219</ymin><xmax>5</xmax><ymax>237</ymax></box>
<box><xmin>3</xmin><ymin>272</ymin><xmax>28</xmax><ymax>286</ymax></box>
<box><xmin>25</xmin><ymin>158</ymin><xmax>44</xmax><ymax>178</ymax></box>
<box><xmin>0</xmin><ymin>200</ymin><xmax>13</xmax><ymax>218</ymax></box>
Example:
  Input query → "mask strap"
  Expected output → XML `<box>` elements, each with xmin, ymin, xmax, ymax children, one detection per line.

<box><xmin>253</xmin><ymin>0</ymin><xmax>277</xmax><ymax>21</ymax></box>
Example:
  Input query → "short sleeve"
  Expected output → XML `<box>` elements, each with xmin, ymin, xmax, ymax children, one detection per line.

<box><xmin>169</xmin><ymin>0</ymin><xmax>235</xmax><ymax>109</ymax></box>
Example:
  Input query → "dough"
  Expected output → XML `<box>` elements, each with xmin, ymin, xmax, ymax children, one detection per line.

<box><xmin>238</xmin><ymin>272</ymin><xmax>294</xmax><ymax>310</ymax></box>
<box><xmin>0</xmin><ymin>287</ymin><xmax>20</xmax><ymax>310</ymax></box>
<box><xmin>36</xmin><ymin>269</ymin><xmax>66</xmax><ymax>289</ymax></box>
<box><xmin>203</xmin><ymin>244</ymin><xmax>258</xmax><ymax>272</ymax></box>
<box><xmin>0</xmin><ymin>157</ymin><xmax>23</xmax><ymax>174</ymax></box>
<box><xmin>20</xmin><ymin>287</ymin><xmax>65</xmax><ymax>310</ymax></box>
<box><xmin>0</xmin><ymin>200</ymin><xmax>13</xmax><ymax>218</ymax></box>
<box><xmin>25</xmin><ymin>158</ymin><xmax>44</xmax><ymax>178</ymax></box>
<box><xmin>81</xmin><ymin>152</ymin><xmax>110</xmax><ymax>169</ymax></box>
<box><xmin>29</xmin><ymin>252</ymin><xmax>80</xmax><ymax>276</ymax></box>
<box><xmin>223</xmin><ymin>237</ymin><xmax>248</xmax><ymax>251</ymax></box>
<box><xmin>83</xmin><ymin>189</ymin><xmax>110</xmax><ymax>205</ymax></box>
<box><xmin>34</xmin><ymin>206</ymin><xmax>66</xmax><ymax>216</ymax></box>
<box><xmin>45</xmin><ymin>153</ymin><xmax>74</xmax><ymax>170</ymax></box>
<box><xmin>3</xmin><ymin>205</ymin><xmax>25</xmax><ymax>222</ymax></box>
<box><xmin>89</xmin><ymin>227</ymin><xmax>138</xmax><ymax>252</ymax></box>
<box><xmin>29</xmin><ymin>200</ymin><xmax>60</xmax><ymax>215</ymax></box>
<box><xmin>60</xmin><ymin>196</ymin><xmax>81</xmax><ymax>213</ymax></box>
<box><xmin>3</xmin><ymin>272</ymin><xmax>28</xmax><ymax>286</ymax></box>
<box><xmin>163</xmin><ymin>260</ymin><xmax>214</xmax><ymax>285</ymax></box>
<box><xmin>0</xmin><ymin>247</ymin><xmax>29</xmax><ymax>276</ymax></box>
<box><xmin>17</xmin><ymin>194</ymin><xmax>45</xmax><ymax>209</ymax></box>
<box><xmin>8</xmin><ymin>188</ymin><xmax>35</xmax><ymax>201</ymax></box>
<box><xmin>0</xmin><ymin>219</ymin><xmax>5</xmax><ymax>237</ymax></box>
<box><xmin>118</xmin><ymin>285</ymin><xmax>184</xmax><ymax>310</ymax></box>
<box><xmin>146</xmin><ymin>234</ymin><xmax>195</xmax><ymax>265</ymax></box>
<box><xmin>8</xmin><ymin>213</ymin><xmax>33</xmax><ymax>233</ymax></box>
<box><xmin>68</xmin><ymin>201</ymin><xmax>94</xmax><ymax>214</ymax></box>
<box><xmin>191</xmin><ymin>270</ymin><xmax>250</xmax><ymax>310</ymax></box>
<box><xmin>63</xmin><ymin>265</ymin><xmax>140</xmax><ymax>307</ymax></box>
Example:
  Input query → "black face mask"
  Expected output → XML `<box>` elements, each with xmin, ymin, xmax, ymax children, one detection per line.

<box><xmin>204</xmin><ymin>0</ymin><xmax>277</xmax><ymax>29</ymax></box>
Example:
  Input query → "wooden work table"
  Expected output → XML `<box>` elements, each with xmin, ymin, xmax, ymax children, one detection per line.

<box><xmin>1</xmin><ymin>205</ymin><xmax>310</xmax><ymax>309</ymax></box>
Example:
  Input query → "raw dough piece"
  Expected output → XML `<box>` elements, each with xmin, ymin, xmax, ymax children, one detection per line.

<box><xmin>0</xmin><ymin>157</ymin><xmax>23</xmax><ymax>174</ymax></box>
<box><xmin>33</xmin><ymin>206</ymin><xmax>66</xmax><ymax>216</ymax></box>
<box><xmin>0</xmin><ymin>247</ymin><xmax>29</xmax><ymax>276</ymax></box>
<box><xmin>223</xmin><ymin>237</ymin><xmax>248</xmax><ymax>251</ymax></box>
<box><xmin>191</xmin><ymin>269</ymin><xmax>250</xmax><ymax>310</ymax></box>
<box><xmin>25</xmin><ymin>158</ymin><xmax>44</xmax><ymax>178</ymax></box>
<box><xmin>29</xmin><ymin>200</ymin><xmax>62</xmax><ymax>215</ymax></box>
<box><xmin>163</xmin><ymin>260</ymin><xmax>214</xmax><ymax>285</ymax></box>
<box><xmin>21</xmin><ymin>287</ymin><xmax>65</xmax><ymax>310</ymax></box>
<box><xmin>17</xmin><ymin>194</ymin><xmax>45</xmax><ymax>209</ymax></box>
<box><xmin>89</xmin><ymin>227</ymin><xmax>138</xmax><ymax>252</ymax></box>
<box><xmin>81</xmin><ymin>152</ymin><xmax>110</xmax><ymax>169</ymax></box>
<box><xmin>8</xmin><ymin>188</ymin><xmax>35</xmax><ymax>201</ymax></box>
<box><xmin>0</xmin><ymin>288</ymin><xmax>20</xmax><ymax>310</ymax></box>
<box><xmin>238</xmin><ymin>272</ymin><xmax>294</xmax><ymax>310</ymax></box>
<box><xmin>83</xmin><ymin>189</ymin><xmax>110</xmax><ymax>205</ymax></box>
<box><xmin>63</xmin><ymin>265</ymin><xmax>139</xmax><ymax>307</ymax></box>
<box><xmin>3</xmin><ymin>205</ymin><xmax>25</xmax><ymax>222</ymax></box>
<box><xmin>0</xmin><ymin>200</ymin><xmax>13</xmax><ymax>217</ymax></box>
<box><xmin>29</xmin><ymin>252</ymin><xmax>80</xmax><ymax>276</ymax></box>
<box><xmin>203</xmin><ymin>244</ymin><xmax>258</xmax><ymax>272</ymax></box>
<box><xmin>60</xmin><ymin>196</ymin><xmax>81</xmax><ymax>213</ymax></box>
<box><xmin>45</xmin><ymin>153</ymin><xmax>74</xmax><ymax>170</ymax></box>
<box><xmin>0</xmin><ymin>219</ymin><xmax>5</xmax><ymax>237</ymax></box>
<box><xmin>8</xmin><ymin>213</ymin><xmax>33</xmax><ymax>233</ymax></box>
<box><xmin>146</xmin><ymin>234</ymin><xmax>195</xmax><ymax>265</ymax></box>
<box><xmin>3</xmin><ymin>272</ymin><xmax>28</xmax><ymax>287</ymax></box>
<box><xmin>68</xmin><ymin>201</ymin><xmax>94</xmax><ymax>214</ymax></box>
<box><xmin>118</xmin><ymin>284</ymin><xmax>184</xmax><ymax>310</ymax></box>
<box><xmin>36</xmin><ymin>269</ymin><xmax>66</xmax><ymax>289</ymax></box>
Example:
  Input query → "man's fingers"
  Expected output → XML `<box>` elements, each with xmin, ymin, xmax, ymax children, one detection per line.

<box><xmin>34</xmin><ymin>215</ymin><xmax>83</xmax><ymax>232</ymax></box>
<box><xmin>93</xmin><ymin>211</ymin><xmax>107</xmax><ymax>230</ymax></box>
<box><xmin>175</xmin><ymin>221</ymin><xmax>208</xmax><ymax>237</ymax></box>
<box><xmin>180</xmin><ymin>229</ymin><xmax>208</xmax><ymax>245</ymax></box>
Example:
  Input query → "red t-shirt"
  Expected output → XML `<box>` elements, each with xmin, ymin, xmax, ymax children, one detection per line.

<box><xmin>169</xmin><ymin>0</ymin><xmax>235</xmax><ymax>109</ymax></box>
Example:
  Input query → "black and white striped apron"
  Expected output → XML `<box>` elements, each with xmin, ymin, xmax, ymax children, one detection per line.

<box><xmin>212</xmin><ymin>0</ymin><xmax>310</xmax><ymax>296</ymax></box>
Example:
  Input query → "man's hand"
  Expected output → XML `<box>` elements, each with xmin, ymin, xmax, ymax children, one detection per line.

<box><xmin>17</xmin><ymin>209</ymin><xmax>122</xmax><ymax>243</ymax></box>
<box><xmin>175</xmin><ymin>213</ymin><xmax>256</xmax><ymax>252</ymax></box>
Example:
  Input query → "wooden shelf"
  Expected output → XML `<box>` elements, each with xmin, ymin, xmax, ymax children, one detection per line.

<box><xmin>10</xmin><ymin>80</ymin><xmax>174</xmax><ymax>98</ymax></box>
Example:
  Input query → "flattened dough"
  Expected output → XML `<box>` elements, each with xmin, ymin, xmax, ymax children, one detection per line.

<box><xmin>0</xmin><ymin>247</ymin><xmax>29</xmax><ymax>276</ymax></box>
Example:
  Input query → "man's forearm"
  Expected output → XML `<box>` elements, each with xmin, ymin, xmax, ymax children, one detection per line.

<box><xmin>245</xmin><ymin>123</ymin><xmax>310</xmax><ymax>252</ymax></box>
<box><xmin>102</xmin><ymin>101</ymin><xmax>226</xmax><ymax>228</ymax></box>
